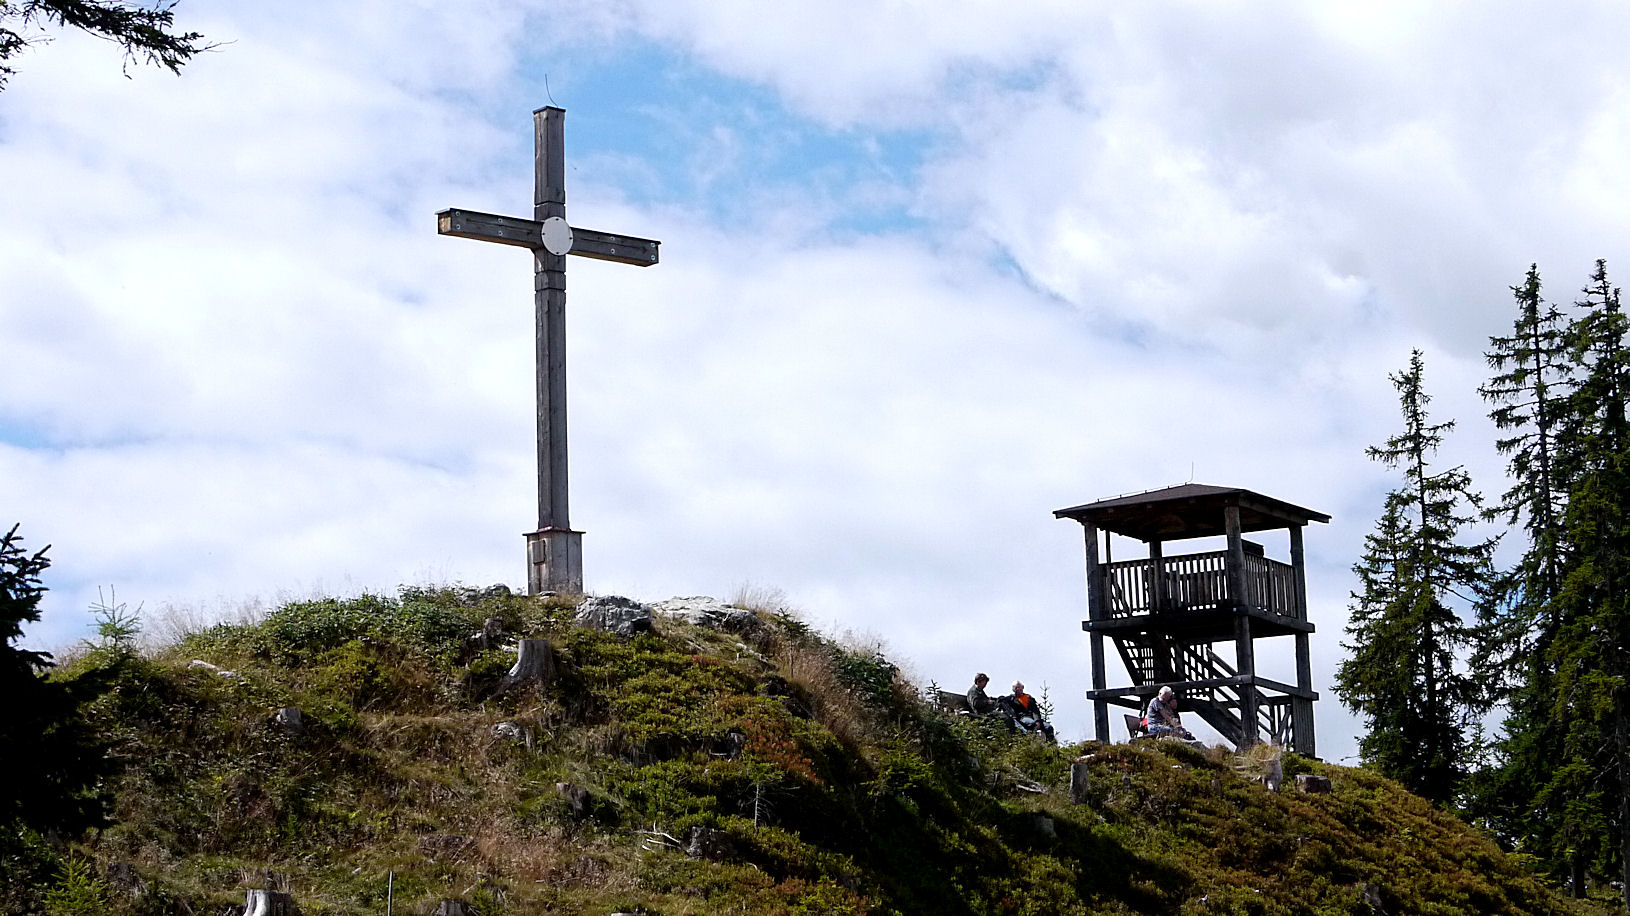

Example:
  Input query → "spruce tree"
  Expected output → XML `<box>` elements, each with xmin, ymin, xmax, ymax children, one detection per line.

<box><xmin>0</xmin><ymin>0</ymin><xmax>209</xmax><ymax>91</ymax></box>
<box><xmin>0</xmin><ymin>524</ymin><xmax>112</xmax><ymax>838</ymax></box>
<box><xmin>1335</xmin><ymin>350</ymin><xmax>1494</xmax><ymax>804</ymax></box>
<box><xmin>1471</xmin><ymin>264</ymin><xmax>1581</xmax><ymax>890</ymax></box>
<box><xmin>1545</xmin><ymin>260</ymin><xmax>1630</xmax><ymax>905</ymax></box>
<box><xmin>1479</xmin><ymin>264</ymin><xmax>1573</xmax><ymax>674</ymax></box>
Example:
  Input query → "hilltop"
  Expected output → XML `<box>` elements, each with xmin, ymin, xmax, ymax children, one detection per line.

<box><xmin>1</xmin><ymin>587</ymin><xmax>1611</xmax><ymax>915</ymax></box>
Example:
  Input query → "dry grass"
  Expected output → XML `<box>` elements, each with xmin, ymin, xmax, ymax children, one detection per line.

<box><xmin>1230</xmin><ymin>741</ymin><xmax>1285</xmax><ymax>790</ymax></box>
<box><xmin>729</xmin><ymin>580</ymin><xmax>793</xmax><ymax>614</ymax></box>
<box><xmin>144</xmin><ymin>594</ymin><xmax>271</xmax><ymax>649</ymax></box>
<box><xmin>767</xmin><ymin>630</ymin><xmax>889</xmax><ymax>756</ymax></box>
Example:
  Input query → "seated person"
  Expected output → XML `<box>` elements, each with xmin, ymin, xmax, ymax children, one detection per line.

<box><xmin>1000</xmin><ymin>681</ymin><xmax>1057</xmax><ymax>744</ymax></box>
<box><xmin>966</xmin><ymin>672</ymin><xmax>998</xmax><ymax>715</ymax></box>
<box><xmin>1144</xmin><ymin>686</ymin><xmax>1196</xmax><ymax>741</ymax></box>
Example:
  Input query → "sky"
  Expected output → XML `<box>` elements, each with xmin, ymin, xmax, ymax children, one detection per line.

<box><xmin>6</xmin><ymin>1</ymin><xmax>1630</xmax><ymax>761</ymax></box>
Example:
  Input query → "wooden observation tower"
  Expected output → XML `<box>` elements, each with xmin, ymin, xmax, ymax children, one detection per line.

<box><xmin>1054</xmin><ymin>484</ymin><xmax>1329</xmax><ymax>753</ymax></box>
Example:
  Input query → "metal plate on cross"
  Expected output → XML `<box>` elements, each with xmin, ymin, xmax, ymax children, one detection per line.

<box><xmin>540</xmin><ymin>216</ymin><xmax>573</xmax><ymax>256</ymax></box>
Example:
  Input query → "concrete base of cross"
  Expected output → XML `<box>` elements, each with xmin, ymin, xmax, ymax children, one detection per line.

<box><xmin>525</xmin><ymin>527</ymin><xmax>583</xmax><ymax>595</ymax></box>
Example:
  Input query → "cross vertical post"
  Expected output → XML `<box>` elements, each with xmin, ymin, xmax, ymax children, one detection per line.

<box><xmin>437</xmin><ymin>106</ymin><xmax>661</xmax><ymax>595</ymax></box>
<box><xmin>531</xmin><ymin>107</ymin><xmax>578</xmax><ymax>594</ymax></box>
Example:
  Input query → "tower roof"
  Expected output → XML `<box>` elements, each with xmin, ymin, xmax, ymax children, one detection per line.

<box><xmin>1053</xmin><ymin>483</ymin><xmax>1330</xmax><ymax>542</ymax></box>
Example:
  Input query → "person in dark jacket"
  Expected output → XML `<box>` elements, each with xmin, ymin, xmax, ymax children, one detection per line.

<box><xmin>1002</xmin><ymin>681</ymin><xmax>1056</xmax><ymax>743</ymax></box>
<box><xmin>966</xmin><ymin>672</ymin><xmax>997</xmax><ymax>715</ymax></box>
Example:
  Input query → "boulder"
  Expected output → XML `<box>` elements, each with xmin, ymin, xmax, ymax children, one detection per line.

<box><xmin>270</xmin><ymin>707</ymin><xmax>304</xmax><ymax>736</ymax></box>
<box><xmin>555</xmin><ymin>782</ymin><xmax>591</xmax><ymax>818</ymax></box>
<box><xmin>712</xmin><ymin>729</ymin><xmax>747</xmax><ymax>759</ymax></box>
<box><xmin>456</xmin><ymin>584</ymin><xmax>512</xmax><ymax>607</ymax></box>
<box><xmin>188</xmin><ymin>659</ymin><xmax>241</xmax><ymax>679</ymax></box>
<box><xmin>685</xmin><ymin>825</ymin><xmax>734</xmax><ymax>860</ymax></box>
<box><xmin>1295</xmin><ymin>774</ymin><xmax>1332</xmax><ymax>794</ymax></box>
<box><xmin>575</xmin><ymin>596</ymin><xmax>654</xmax><ymax>637</ymax></box>
<box><xmin>1360</xmin><ymin>881</ymin><xmax>1388</xmax><ymax>915</ymax></box>
<box><xmin>104</xmin><ymin>862</ymin><xmax>145</xmax><ymax>898</ymax></box>
<box><xmin>1028</xmin><ymin>812</ymin><xmax>1057</xmax><ymax>839</ymax></box>
<box><xmin>492</xmin><ymin>721</ymin><xmax>529</xmax><ymax>745</ymax></box>
<box><xmin>648</xmin><ymin>596</ymin><xmax>760</xmax><ymax>633</ymax></box>
<box><xmin>463</xmin><ymin>616</ymin><xmax>506</xmax><ymax>656</ymax></box>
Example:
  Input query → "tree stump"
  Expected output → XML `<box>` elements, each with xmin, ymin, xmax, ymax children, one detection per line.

<box><xmin>1069</xmin><ymin>760</ymin><xmax>1093</xmax><ymax>804</ymax></box>
<box><xmin>433</xmin><ymin>899</ymin><xmax>476</xmax><ymax>916</ymax></box>
<box><xmin>499</xmin><ymin>638</ymin><xmax>555</xmax><ymax>692</ymax></box>
<box><xmin>243</xmin><ymin>889</ymin><xmax>295</xmax><ymax>916</ymax></box>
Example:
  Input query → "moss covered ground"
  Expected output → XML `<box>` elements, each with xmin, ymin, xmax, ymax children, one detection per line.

<box><xmin>2</xmin><ymin>587</ymin><xmax>1612</xmax><ymax>915</ymax></box>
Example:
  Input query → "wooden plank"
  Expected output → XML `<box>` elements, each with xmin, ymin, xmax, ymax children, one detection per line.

<box><xmin>434</xmin><ymin>210</ymin><xmax>659</xmax><ymax>265</ymax></box>
<box><xmin>536</xmin><ymin>107</ymin><xmax>566</xmax><ymax>215</ymax></box>
<box><xmin>571</xmin><ymin>228</ymin><xmax>660</xmax><ymax>266</ymax></box>
<box><xmin>1292</xmin><ymin>697</ymin><xmax>1317</xmax><ymax>755</ymax></box>
<box><xmin>1082</xmin><ymin>522</ymin><xmax>1111</xmax><ymax>743</ymax></box>
<box><xmin>437</xmin><ymin>208</ymin><xmax>540</xmax><ymax>248</ymax></box>
<box><xmin>1084</xmin><ymin>676</ymin><xmax>1316</xmax><ymax>702</ymax></box>
<box><xmin>1149</xmin><ymin>539</ymin><xmax>1167</xmax><ymax>613</ymax></box>
<box><xmin>1289</xmin><ymin>524</ymin><xmax>1309</xmax><ymax>621</ymax></box>
<box><xmin>1080</xmin><ymin>606</ymin><xmax>1314</xmax><ymax>635</ymax></box>
<box><xmin>1224</xmin><ymin>505</ymin><xmax>1248</xmax><ymax>610</ymax></box>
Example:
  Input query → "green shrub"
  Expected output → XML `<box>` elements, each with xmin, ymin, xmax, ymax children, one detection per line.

<box><xmin>181</xmin><ymin>587</ymin><xmax>499</xmax><ymax>665</ymax></box>
<box><xmin>831</xmin><ymin>649</ymin><xmax>897</xmax><ymax>708</ymax></box>
<box><xmin>43</xmin><ymin>857</ymin><xmax>107</xmax><ymax>916</ymax></box>
<box><xmin>868</xmin><ymin>742</ymin><xmax>936</xmax><ymax>799</ymax></box>
<box><xmin>269</xmin><ymin>592</ymin><xmax>471</xmax><ymax>657</ymax></box>
<box><xmin>308</xmin><ymin>640</ymin><xmax>411</xmax><ymax>709</ymax></box>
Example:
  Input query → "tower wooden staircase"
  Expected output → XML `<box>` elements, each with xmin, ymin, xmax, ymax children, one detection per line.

<box><xmin>1056</xmin><ymin>484</ymin><xmax>1328</xmax><ymax>753</ymax></box>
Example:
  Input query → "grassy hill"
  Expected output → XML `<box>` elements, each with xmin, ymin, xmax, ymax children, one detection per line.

<box><xmin>2</xmin><ymin>587</ymin><xmax>1613</xmax><ymax>915</ymax></box>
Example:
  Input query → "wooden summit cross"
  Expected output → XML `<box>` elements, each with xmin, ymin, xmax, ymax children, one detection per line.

<box><xmin>438</xmin><ymin>106</ymin><xmax>659</xmax><ymax>595</ymax></box>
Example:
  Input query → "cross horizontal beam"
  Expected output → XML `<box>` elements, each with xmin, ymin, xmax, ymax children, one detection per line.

<box><xmin>437</xmin><ymin>208</ymin><xmax>659</xmax><ymax>266</ymax></box>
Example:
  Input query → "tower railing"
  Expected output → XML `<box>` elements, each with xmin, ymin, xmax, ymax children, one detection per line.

<box><xmin>1103</xmin><ymin>551</ymin><xmax>1303</xmax><ymax>621</ymax></box>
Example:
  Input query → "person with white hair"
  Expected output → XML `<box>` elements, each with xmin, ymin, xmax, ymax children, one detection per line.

<box><xmin>1000</xmin><ymin>680</ymin><xmax>1056</xmax><ymax>743</ymax></box>
<box><xmin>1144</xmin><ymin>685</ymin><xmax>1195</xmax><ymax>740</ymax></box>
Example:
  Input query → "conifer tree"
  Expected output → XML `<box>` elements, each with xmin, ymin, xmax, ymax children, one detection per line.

<box><xmin>1335</xmin><ymin>350</ymin><xmax>1494</xmax><ymax>804</ymax></box>
<box><xmin>0</xmin><ymin>0</ymin><xmax>209</xmax><ymax>91</ymax></box>
<box><xmin>1545</xmin><ymin>260</ymin><xmax>1630</xmax><ymax>905</ymax></box>
<box><xmin>0</xmin><ymin>524</ymin><xmax>112</xmax><ymax>838</ymax></box>
<box><xmin>1471</xmin><ymin>264</ymin><xmax>1580</xmax><ymax>890</ymax></box>
<box><xmin>1479</xmin><ymin>264</ymin><xmax>1573</xmax><ymax>672</ymax></box>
